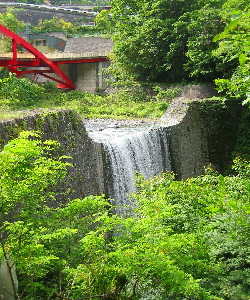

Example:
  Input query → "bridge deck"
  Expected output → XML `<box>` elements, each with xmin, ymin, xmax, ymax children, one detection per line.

<box><xmin>0</xmin><ymin>52</ymin><xmax>109</xmax><ymax>61</ymax></box>
<box><xmin>0</xmin><ymin>24</ymin><xmax>110</xmax><ymax>89</ymax></box>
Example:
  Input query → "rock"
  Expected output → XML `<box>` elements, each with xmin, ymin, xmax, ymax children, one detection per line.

<box><xmin>0</xmin><ymin>259</ymin><xmax>18</xmax><ymax>300</ymax></box>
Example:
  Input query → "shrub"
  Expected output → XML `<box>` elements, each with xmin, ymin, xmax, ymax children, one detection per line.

<box><xmin>1</xmin><ymin>132</ymin><xmax>249</xmax><ymax>299</ymax></box>
<box><xmin>0</xmin><ymin>74</ymin><xmax>45</xmax><ymax>108</ymax></box>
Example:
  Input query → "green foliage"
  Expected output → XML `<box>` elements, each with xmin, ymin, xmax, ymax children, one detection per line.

<box><xmin>0</xmin><ymin>131</ymin><xmax>111</xmax><ymax>298</ymax></box>
<box><xmin>97</xmin><ymin>0</ymin><xmax>248</xmax><ymax>97</ymax></box>
<box><xmin>61</xmin><ymin>89</ymin><xmax>169</xmax><ymax>119</ymax></box>
<box><xmin>0</xmin><ymin>74</ymin><xmax>45</xmax><ymax>108</ymax></box>
<box><xmin>32</xmin><ymin>17</ymin><xmax>101</xmax><ymax>37</ymax></box>
<box><xmin>0</xmin><ymin>131</ymin><xmax>70</xmax><ymax>288</ymax></box>
<box><xmin>75</xmin><ymin>24</ymin><xmax>100</xmax><ymax>36</ymax></box>
<box><xmin>97</xmin><ymin>0</ymin><xmax>227</xmax><ymax>83</ymax></box>
<box><xmin>182</xmin><ymin>6</ymin><xmax>228</xmax><ymax>80</ymax></box>
<box><xmin>152</xmin><ymin>86</ymin><xmax>182</xmax><ymax>101</ymax></box>
<box><xmin>33</xmin><ymin>17</ymin><xmax>77</xmax><ymax>35</ymax></box>
<box><xmin>215</xmin><ymin>63</ymin><xmax>250</xmax><ymax>101</ymax></box>
<box><xmin>213</xmin><ymin>0</ymin><xmax>250</xmax><ymax>102</ymax></box>
<box><xmin>0</xmin><ymin>67</ymin><xmax>10</xmax><ymax>79</ymax></box>
<box><xmin>1</xmin><ymin>130</ymin><xmax>249</xmax><ymax>299</ymax></box>
<box><xmin>0</xmin><ymin>8</ymin><xmax>26</xmax><ymax>52</ymax></box>
<box><xmin>0</xmin><ymin>8</ymin><xmax>25</xmax><ymax>33</ymax></box>
<box><xmin>0</xmin><ymin>131</ymin><xmax>69</xmax><ymax>223</ymax></box>
<box><xmin>99</xmin><ymin>166</ymin><xmax>249</xmax><ymax>299</ymax></box>
<box><xmin>95</xmin><ymin>9</ymin><xmax>113</xmax><ymax>34</ymax></box>
<box><xmin>0</xmin><ymin>77</ymin><xmax>169</xmax><ymax>120</ymax></box>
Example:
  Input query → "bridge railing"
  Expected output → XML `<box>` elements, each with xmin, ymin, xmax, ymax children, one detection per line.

<box><xmin>0</xmin><ymin>51</ymin><xmax>110</xmax><ymax>60</ymax></box>
<box><xmin>0</xmin><ymin>2</ymin><xmax>98</xmax><ymax>16</ymax></box>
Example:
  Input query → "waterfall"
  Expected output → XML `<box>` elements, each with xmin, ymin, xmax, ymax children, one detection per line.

<box><xmin>87</xmin><ymin>124</ymin><xmax>171</xmax><ymax>213</ymax></box>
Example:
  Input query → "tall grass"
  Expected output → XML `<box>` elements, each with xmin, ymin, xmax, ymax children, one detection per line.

<box><xmin>0</xmin><ymin>76</ymin><xmax>171</xmax><ymax>120</ymax></box>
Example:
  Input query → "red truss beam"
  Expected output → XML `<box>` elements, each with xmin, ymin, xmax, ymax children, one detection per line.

<box><xmin>0</xmin><ymin>57</ymin><xmax>107</xmax><ymax>67</ymax></box>
<box><xmin>0</xmin><ymin>24</ymin><xmax>75</xmax><ymax>89</ymax></box>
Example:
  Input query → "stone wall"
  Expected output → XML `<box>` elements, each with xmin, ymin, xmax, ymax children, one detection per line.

<box><xmin>161</xmin><ymin>99</ymin><xmax>242</xmax><ymax>179</ymax></box>
<box><xmin>161</xmin><ymin>100</ymin><xmax>209</xmax><ymax>179</ymax></box>
<box><xmin>0</xmin><ymin>100</ymin><xmax>242</xmax><ymax>196</ymax></box>
<box><xmin>199</xmin><ymin>100</ymin><xmax>242</xmax><ymax>173</ymax></box>
<box><xmin>0</xmin><ymin>110</ymin><xmax>106</xmax><ymax>201</ymax></box>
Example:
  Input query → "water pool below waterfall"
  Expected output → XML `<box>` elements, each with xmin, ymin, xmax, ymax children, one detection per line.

<box><xmin>86</xmin><ymin>120</ymin><xmax>171</xmax><ymax>213</ymax></box>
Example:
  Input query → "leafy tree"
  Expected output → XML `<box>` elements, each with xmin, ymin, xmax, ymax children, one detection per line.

<box><xmin>0</xmin><ymin>8</ymin><xmax>25</xmax><ymax>33</ymax></box>
<box><xmin>59</xmin><ymin>166</ymin><xmax>250</xmax><ymax>299</ymax></box>
<box><xmin>180</xmin><ymin>6</ymin><xmax>229</xmax><ymax>80</ymax></box>
<box><xmin>95</xmin><ymin>9</ymin><xmax>113</xmax><ymax>34</ymax></box>
<box><xmin>0</xmin><ymin>8</ymin><xmax>25</xmax><ymax>52</ymax></box>
<box><xmin>0</xmin><ymin>131</ymin><xmax>112</xmax><ymax>299</ymax></box>
<box><xmin>213</xmin><ymin>0</ymin><xmax>250</xmax><ymax>103</ymax></box>
<box><xmin>1</xmin><ymin>131</ymin><xmax>249</xmax><ymax>299</ymax></box>
<box><xmin>98</xmin><ymin>0</ymin><xmax>226</xmax><ymax>83</ymax></box>
<box><xmin>33</xmin><ymin>17</ymin><xmax>77</xmax><ymax>35</ymax></box>
<box><xmin>0</xmin><ymin>74</ymin><xmax>45</xmax><ymax>108</ymax></box>
<box><xmin>0</xmin><ymin>131</ymin><xmax>69</xmax><ymax>298</ymax></box>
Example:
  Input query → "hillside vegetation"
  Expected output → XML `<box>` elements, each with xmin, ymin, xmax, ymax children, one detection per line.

<box><xmin>0</xmin><ymin>75</ymin><xmax>172</xmax><ymax>120</ymax></box>
<box><xmin>0</xmin><ymin>126</ymin><xmax>249</xmax><ymax>299</ymax></box>
<box><xmin>0</xmin><ymin>0</ymin><xmax>249</xmax><ymax>299</ymax></box>
<box><xmin>97</xmin><ymin>0</ymin><xmax>249</xmax><ymax>103</ymax></box>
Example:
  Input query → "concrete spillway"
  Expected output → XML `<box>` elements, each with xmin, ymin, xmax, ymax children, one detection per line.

<box><xmin>87</xmin><ymin>123</ymin><xmax>171</xmax><ymax>213</ymax></box>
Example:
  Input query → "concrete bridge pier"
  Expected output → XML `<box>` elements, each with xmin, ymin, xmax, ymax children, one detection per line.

<box><xmin>61</xmin><ymin>61</ymin><xmax>108</xmax><ymax>93</ymax></box>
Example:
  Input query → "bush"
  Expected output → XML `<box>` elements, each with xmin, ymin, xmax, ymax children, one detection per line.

<box><xmin>0</xmin><ymin>74</ymin><xmax>45</xmax><ymax>108</ymax></box>
<box><xmin>1</xmin><ymin>131</ymin><xmax>249</xmax><ymax>299</ymax></box>
<box><xmin>213</xmin><ymin>0</ymin><xmax>250</xmax><ymax>103</ymax></box>
<box><xmin>153</xmin><ymin>86</ymin><xmax>182</xmax><ymax>101</ymax></box>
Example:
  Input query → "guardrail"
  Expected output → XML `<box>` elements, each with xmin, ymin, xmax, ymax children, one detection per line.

<box><xmin>0</xmin><ymin>51</ymin><xmax>110</xmax><ymax>59</ymax></box>
<box><xmin>0</xmin><ymin>2</ymin><xmax>98</xmax><ymax>16</ymax></box>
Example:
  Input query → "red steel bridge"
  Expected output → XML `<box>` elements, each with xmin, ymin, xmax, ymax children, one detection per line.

<box><xmin>0</xmin><ymin>24</ymin><xmax>108</xmax><ymax>89</ymax></box>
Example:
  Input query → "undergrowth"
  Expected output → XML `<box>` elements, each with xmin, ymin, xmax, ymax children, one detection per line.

<box><xmin>0</xmin><ymin>76</ymin><xmax>171</xmax><ymax>120</ymax></box>
<box><xmin>1</xmin><ymin>132</ymin><xmax>249</xmax><ymax>300</ymax></box>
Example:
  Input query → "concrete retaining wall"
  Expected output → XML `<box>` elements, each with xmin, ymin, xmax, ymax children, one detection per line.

<box><xmin>161</xmin><ymin>100</ymin><xmax>209</xmax><ymax>179</ymax></box>
<box><xmin>59</xmin><ymin>62</ymin><xmax>108</xmax><ymax>93</ymax></box>
<box><xmin>0</xmin><ymin>100</ymin><xmax>242</xmax><ymax>193</ymax></box>
<box><xmin>0</xmin><ymin>110</ymin><xmax>106</xmax><ymax>201</ymax></box>
<box><xmin>161</xmin><ymin>99</ymin><xmax>242</xmax><ymax>178</ymax></box>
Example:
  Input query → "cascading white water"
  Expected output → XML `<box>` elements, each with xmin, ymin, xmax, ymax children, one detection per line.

<box><xmin>88</xmin><ymin>123</ymin><xmax>171</xmax><ymax>213</ymax></box>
